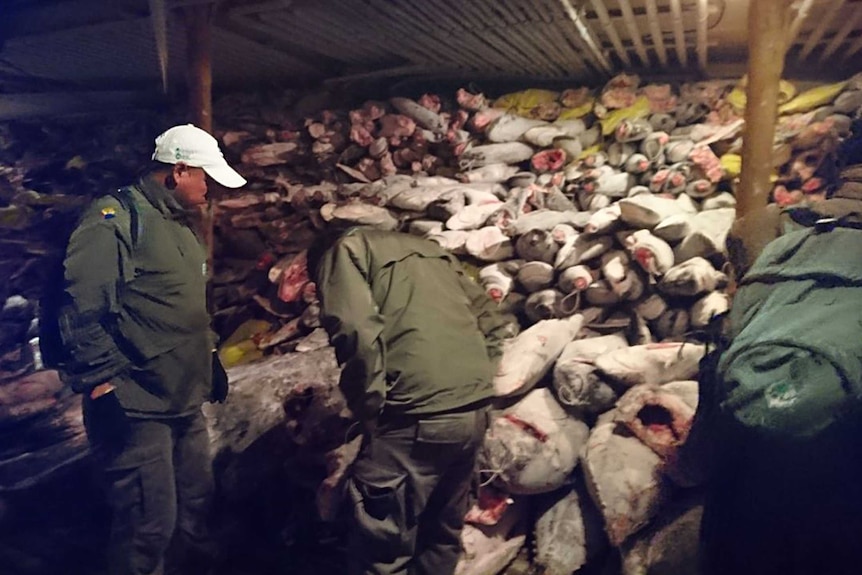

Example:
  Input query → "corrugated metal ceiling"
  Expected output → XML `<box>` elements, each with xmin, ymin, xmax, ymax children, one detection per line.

<box><xmin>1</xmin><ymin>0</ymin><xmax>861</xmax><ymax>99</ymax></box>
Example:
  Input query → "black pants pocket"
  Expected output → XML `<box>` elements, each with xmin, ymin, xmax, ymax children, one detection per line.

<box><xmin>348</xmin><ymin>461</ymin><xmax>411</xmax><ymax>557</ymax></box>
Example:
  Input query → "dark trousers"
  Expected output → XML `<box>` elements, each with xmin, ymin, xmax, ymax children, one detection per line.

<box><xmin>84</xmin><ymin>395</ymin><xmax>215</xmax><ymax>575</ymax></box>
<box><xmin>701</xmin><ymin>418</ymin><xmax>862</xmax><ymax>575</ymax></box>
<box><xmin>347</xmin><ymin>406</ymin><xmax>489</xmax><ymax>575</ymax></box>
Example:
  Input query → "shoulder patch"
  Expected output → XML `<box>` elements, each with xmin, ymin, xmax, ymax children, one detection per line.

<box><xmin>101</xmin><ymin>207</ymin><xmax>117</xmax><ymax>219</ymax></box>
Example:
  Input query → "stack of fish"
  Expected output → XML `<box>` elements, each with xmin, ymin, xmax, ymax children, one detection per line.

<box><xmin>2</xmin><ymin>72</ymin><xmax>862</xmax><ymax>572</ymax></box>
<box><xmin>211</xmin><ymin>74</ymin><xmax>861</xmax><ymax>575</ymax></box>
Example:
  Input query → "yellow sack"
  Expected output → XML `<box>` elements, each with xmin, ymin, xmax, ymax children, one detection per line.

<box><xmin>720</xmin><ymin>154</ymin><xmax>742</xmax><ymax>178</ymax></box>
<box><xmin>493</xmin><ymin>89</ymin><xmax>560</xmax><ymax>116</ymax></box>
<box><xmin>221</xmin><ymin>318</ymin><xmax>272</xmax><ymax>346</ymax></box>
<box><xmin>600</xmin><ymin>96</ymin><xmax>650</xmax><ymax>137</ymax></box>
<box><xmin>728</xmin><ymin>78</ymin><xmax>797</xmax><ymax>113</ymax></box>
<box><xmin>779</xmin><ymin>81</ymin><xmax>848</xmax><ymax>115</ymax></box>
<box><xmin>219</xmin><ymin>339</ymin><xmax>264</xmax><ymax>369</ymax></box>
<box><xmin>557</xmin><ymin>99</ymin><xmax>595</xmax><ymax>120</ymax></box>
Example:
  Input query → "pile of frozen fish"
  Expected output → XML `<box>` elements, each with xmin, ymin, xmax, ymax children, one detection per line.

<box><xmin>210</xmin><ymin>73</ymin><xmax>860</xmax><ymax>574</ymax></box>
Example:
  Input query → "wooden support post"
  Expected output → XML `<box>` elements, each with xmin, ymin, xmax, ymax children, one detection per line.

<box><xmin>183</xmin><ymin>4</ymin><xmax>216</xmax><ymax>311</ymax></box>
<box><xmin>737</xmin><ymin>0</ymin><xmax>790</xmax><ymax>217</ymax></box>
<box><xmin>184</xmin><ymin>4</ymin><xmax>213</xmax><ymax>132</ymax></box>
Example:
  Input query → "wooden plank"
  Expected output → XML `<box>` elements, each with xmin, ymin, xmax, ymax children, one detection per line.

<box><xmin>738</xmin><ymin>0</ymin><xmax>791</xmax><ymax>217</ymax></box>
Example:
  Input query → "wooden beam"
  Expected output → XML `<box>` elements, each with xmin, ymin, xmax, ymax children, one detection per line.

<box><xmin>183</xmin><ymin>3</ymin><xmax>216</xmax><ymax>309</ymax></box>
<box><xmin>738</xmin><ymin>0</ymin><xmax>790</xmax><ymax>217</ymax></box>
<box><xmin>184</xmin><ymin>4</ymin><xmax>213</xmax><ymax>132</ymax></box>
<box><xmin>696</xmin><ymin>0</ymin><xmax>709</xmax><ymax>71</ymax></box>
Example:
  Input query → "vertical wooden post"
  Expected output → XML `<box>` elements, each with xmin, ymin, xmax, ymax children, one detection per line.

<box><xmin>183</xmin><ymin>4</ymin><xmax>216</xmax><ymax>313</ymax></box>
<box><xmin>737</xmin><ymin>0</ymin><xmax>790</xmax><ymax>217</ymax></box>
<box><xmin>184</xmin><ymin>4</ymin><xmax>213</xmax><ymax>133</ymax></box>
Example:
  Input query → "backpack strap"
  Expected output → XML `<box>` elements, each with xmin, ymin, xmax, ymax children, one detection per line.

<box><xmin>105</xmin><ymin>186</ymin><xmax>142</xmax><ymax>247</ymax></box>
<box><xmin>786</xmin><ymin>206</ymin><xmax>862</xmax><ymax>232</ymax></box>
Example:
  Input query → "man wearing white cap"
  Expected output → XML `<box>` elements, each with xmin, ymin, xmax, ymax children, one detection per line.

<box><xmin>55</xmin><ymin>124</ymin><xmax>245</xmax><ymax>575</ymax></box>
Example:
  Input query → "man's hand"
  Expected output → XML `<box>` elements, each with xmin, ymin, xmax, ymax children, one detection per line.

<box><xmin>89</xmin><ymin>382</ymin><xmax>116</xmax><ymax>400</ymax></box>
<box><xmin>211</xmin><ymin>352</ymin><xmax>229</xmax><ymax>403</ymax></box>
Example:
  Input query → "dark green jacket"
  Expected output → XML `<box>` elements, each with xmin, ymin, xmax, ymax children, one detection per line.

<box><xmin>314</xmin><ymin>228</ymin><xmax>508</xmax><ymax>421</ymax></box>
<box><xmin>60</xmin><ymin>175</ymin><xmax>214</xmax><ymax>416</ymax></box>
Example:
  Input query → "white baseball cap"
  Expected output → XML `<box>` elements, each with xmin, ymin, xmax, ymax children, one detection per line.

<box><xmin>152</xmin><ymin>124</ymin><xmax>247</xmax><ymax>188</ymax></box>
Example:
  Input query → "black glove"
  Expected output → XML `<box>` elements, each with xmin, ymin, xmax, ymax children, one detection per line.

<box><xmin>211</xmin><ymin>352</ymin><xmax>229</xmax><ymax>403</ymax></box>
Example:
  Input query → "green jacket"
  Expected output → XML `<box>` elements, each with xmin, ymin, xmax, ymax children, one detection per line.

<box><xmin>60</xmin><ymin>175</ymin><xmax>214</xmax><ymax>416</ymax></box>
<box><xmin>314</xmin><ymin>228</ymin><xmax>508</xmax><ymax>421</ymax></box>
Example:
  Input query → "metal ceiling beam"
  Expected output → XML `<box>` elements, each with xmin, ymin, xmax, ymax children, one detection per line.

<box><xmin>696</xmin><ymin>0</ymin><xmax>709</xmax><ymax>71</ymax></box>
<box><xmin>668</xmin><ymin>0</ymin><xmax>687</xmax><ymax>66</ymax></box>
<box><xmin>645</xmin><ymin>0</ymin><xmax>668</xmax><ymax>67</ymax></box>
<box><xmin>617</xmin><ymin>0</ymin><xmax>651</xmax><ymax>66</ymax></box>
<box><xmin>819</xmin><ymin>5</ymin><xmax>862</xmax><ymax>62</ymax></box>
<box><xmin>843</xmin><ymin>29</ymin><xmax>862</xmax><ymax>60</ymax></box>
<box><xmin>558</xmin><ymin>0</ymin><xmax>614</xmax><ymax>74</ymax></box>
<box><xmin>786</xmin><ymin>0</ymin><xmax>815</xmax><ymax>49</ymax></box>
<box><xmin>589</xmin><ymin>0</ymin><xmax>632</xmax><ymax>67</ymax></box>
<box><xmin>799</xmin><ymin>0</ymin><xmax>845</xmax><ymax>60</ymax></box>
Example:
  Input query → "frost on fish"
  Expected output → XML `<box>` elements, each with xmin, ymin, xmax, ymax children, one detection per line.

<box><xmin>658</xmin><ymin>257</ymin><xmax>727</xmax><ymax>297</ymax></box>
<box><xmin>583</xmin><ymin>411</ymin><xmax>670</xmax><ymax>547</ymax></box>
<box><xmin>455</xmin><ymin>498</ymin><xmax>527</xmax><ymax>575</ymax></box>
<box><xmin>478</xmin><ymin>389</ymin><xmax>589</xmax><ymax>495</ymax></box>
<box><xmin>493</xmin><ymin>315</ymin><xmax>584</xmax><ymax>397</ymax></box>
<box><xmin>594</xmin><ymin>342</ymin><xmax>705</xmax><ymax>388</ymax></box>
<box><xmin>533</xmin><ymin>480</ymin><xmax>607</xmax><ymax>575</ymax></box>
<box><xmin>620</xmin><ymin>493</ymin><xmax>703</xmax><ymax>575</ymax></box>
<box><xmin>552</xmin><ymin>333</ymin><xmax>628</xmax><ymax>413</ymax></box>
<box><xmin>614</xmin><ymin>384</ymin><xmax>697</xmax><ymax>461</ymax></box>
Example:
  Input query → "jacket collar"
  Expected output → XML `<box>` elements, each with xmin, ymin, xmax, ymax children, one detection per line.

<box><xmin>135</xmin><ymin>173</ymin><xmax>187</xmax><ymax>218</ymax></box>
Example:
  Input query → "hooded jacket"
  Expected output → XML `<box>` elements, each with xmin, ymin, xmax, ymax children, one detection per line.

<box><xmin>59</xmin><ymin>174</ymin><xmax>214</xmax><ymax>416</ymax></box>
<box><xmin>314</xmin><ymin>227</ymin><xmax>509</xmax><ymax>421</ymax></box>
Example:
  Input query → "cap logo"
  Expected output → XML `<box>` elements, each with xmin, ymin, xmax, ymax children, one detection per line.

<box><xmin>175</xmin><ymin>147</ymin><xmax>183</xmax><ymax>160</ymax></box>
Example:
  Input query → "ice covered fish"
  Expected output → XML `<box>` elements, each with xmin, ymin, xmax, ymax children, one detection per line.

<box><xmin>486</xmin><ymin>114</ymin><xmax>547</xmax><ymax>143</ymax></box>
<box><xmin>390</xmin><ymin>96</ymin><xmax>447</xmax><ymax>134</ymax></box>
<box><xmin>583</xmin><ymin>411</ymin><xmax>670</xmax><ymax>547</ymax></box>
<box><xmin>618</xmin><ymin>194</ymin><xmax>693</xmax><ymax>229</ymax></box>
<box><xmin>493</xmin><ymin>315</ymin><xmax>584</xmax><ymax>397</ymax></box>
<box><xmin>517</xmin><ymin>261</ymin><xmax>555</xmax><ymax>293</ymax></box>
<box><xmin>624</xmin><ymin>229</ymin><xmax>675</xmax><ymax>277</ymax></box>
<box><xmin>319</xmin><ymin>202</ymin><xmax>399</xmax><ymax>231</ymax></box>
<box><xmin>455</xmin><ymin>499</ymin><xmax>527</xmax><ymax>575</ymax></box>
<box><xmin>479</xmin><ymin>261</ymin><xmax>522</xmax><ymax>303</ymax></box>
<box><xmin>555</xmin><ymin>234</ymin><xmax>614</xmax><ymax>270</ymax></box>
<box><xmin>658</xmin><ymin>257</ymin><xmax>728</xmax><ymax>297</ymax></box>
<box><xmin>553</xmin><ymin>333</ymin><xmax>628</xmax><ymax>412</ymax></box>
<box><xmin>524</xmin><ymin>289</ymin><xmax>567</xmax><ymax>323</ymax></box>
<box><xmin>428</xmin><ymin>230</ymin><xmax>470</xmax><ymax>254</ymax></box>
<box><xmin>690</xmin><ymin>291</ymin><xmax>730</xmax><ymax>328</ymax></box>
<box><xmin>594</xmin><ymin>342</ymin><xmax>705</xmax><ymax>388</ymax></box>
<box><xmin>465</xmin><ymin>226</ymin><xmax>515</xmax><ymax>262</ymax></box>
<box><xmin>673</xmin><ymin>208</ymin><xmax>735</xmax><ymax>262</ymax></box>
<box><xmin>585</xmin><ymin>204</ymin><xmax>622</xmax><ymax>235</ymax></box>
<box><xmin>620</xmin><ymin>494</ymin><xmax>703</xmax><ymax>575</ymax></box>
<box><xmin>515</xmin><ymin>229</ymin><xmax>559</xmax><ymax>263</ymax></box>
<box><xmin>459</xmin><ymin>142</ymin><xmax>535</xmax><ymax>169</ymax></box>
<box><xmin>478</xmin><ymin>388</ymin><xmax>589</xmax><ymax>494</ymax></box>
<box><xmin>533</xmin><ymin>482</ymin><xmax>606</xmax><ymax>575</ymax></box>
<box><xmin>614</xmin><ymin>383</ymin><xmax>697</xmax><ymax>461</ymax></box>
<box><xmin>507</xmin><ymin>210</ymin><xmax>591</xmax><ymax>236</ymax></box>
